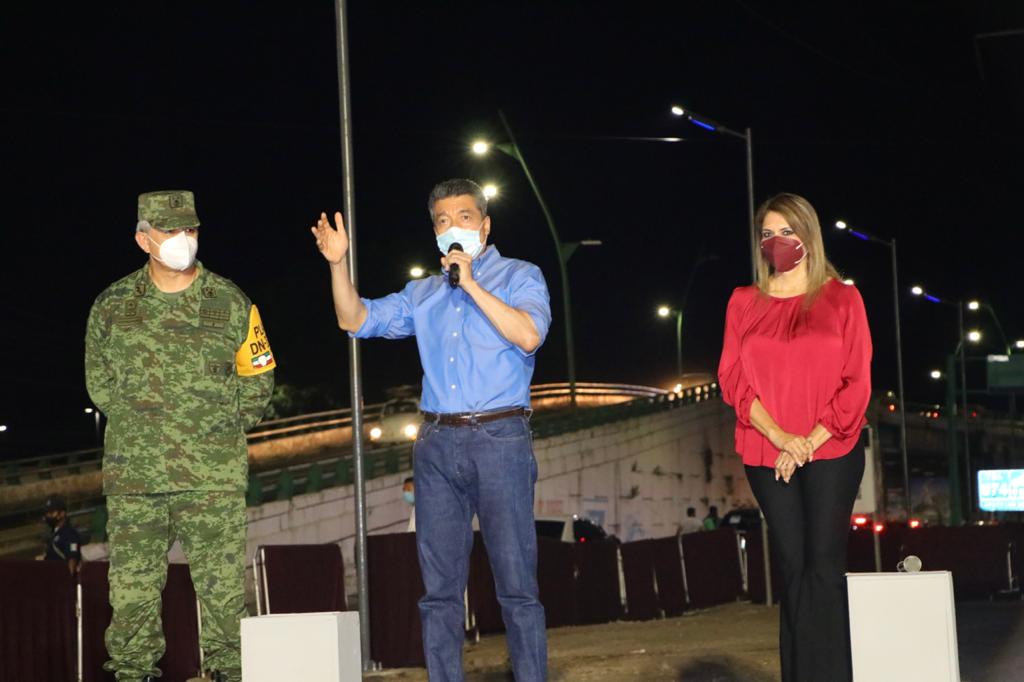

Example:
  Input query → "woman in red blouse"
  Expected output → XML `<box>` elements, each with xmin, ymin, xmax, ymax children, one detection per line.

<box><xmin>718</xmin><ymin>193</ymin><xmax>872</xmax><ymax>682</ymax></box>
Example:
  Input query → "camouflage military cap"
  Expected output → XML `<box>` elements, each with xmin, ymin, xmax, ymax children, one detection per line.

<box><xmin>137</xmin><ymin>190</ymin><xmax>201</xmax><ymax>231</ymax></box>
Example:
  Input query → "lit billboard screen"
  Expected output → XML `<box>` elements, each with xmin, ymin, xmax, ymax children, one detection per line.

<box><xmin>977</xmin><ymin>469</ymin><xmax>1024</xmax><ymax>512</ymax></box>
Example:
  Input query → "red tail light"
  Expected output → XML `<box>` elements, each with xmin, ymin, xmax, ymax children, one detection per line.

<box><xmin>909</xmin><ymin>519</ymin><xmax>921</xmax><ymax>529</ymax></box>
<box><xmin>873</xmin><ymin>523</ymin><xmax>885</xmax><ymax>533</ymax></box>
<box><xmin>853</xmin><ymin>516</ymin><xmax>868</xmax><ymax>526</ymax></box>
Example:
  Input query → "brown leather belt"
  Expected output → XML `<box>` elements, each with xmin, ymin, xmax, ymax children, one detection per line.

<box><xmin>422</xmin><ymin>407</ymin><xmax>529</xmax><ymax>426</ymax></box>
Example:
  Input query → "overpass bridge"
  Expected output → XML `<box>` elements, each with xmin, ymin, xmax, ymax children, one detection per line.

<box><xmin>5</xmin><ymin>380</ymin><xmax>1022</xmax><ymax>560</ymax></box>
<box><xmin>1</xmin><ymin>380</ymin><xmax>715</xmax><ymax>557</ymax></box>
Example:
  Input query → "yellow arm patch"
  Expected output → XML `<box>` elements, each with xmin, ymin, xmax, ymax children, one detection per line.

<box><xmin>236</xmin><ymin>305</ymin><xmax>276</xmax><ymax>376</ymax></box>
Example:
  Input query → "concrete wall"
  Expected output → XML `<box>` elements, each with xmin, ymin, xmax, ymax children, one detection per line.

<box><xmin>532</xmin><ymin>399</ymin><xmax>753</xmax><ymax>542</ymax></box>
<box><xmin>240</xmin><ymin>398</ymin><xmax>751</xmax><ymax>602</ymax></box>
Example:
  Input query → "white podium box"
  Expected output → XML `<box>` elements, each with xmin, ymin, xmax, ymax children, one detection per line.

<box><xmin>846</xmin><ymin>571</ymin><xmax>960</xmax><ymax>682</ymax></box>
<box><xmin>241</xmin><ymin>611</ymin><xmax>362</xmax><ymax>682</ymax></box>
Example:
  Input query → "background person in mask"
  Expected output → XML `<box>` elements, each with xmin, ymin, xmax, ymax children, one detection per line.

<box><xmin>402</xmin><ymin>476</ymin><xmax>416</xmax><ymax>532</ymax></box>
<box><xmin>312</xmin><ymin>178</ymin><xmax>552</xmax><ymax>682</ymax></box>
<box><xmin>85</xmin><ymin>190</ymin><xmax>275</xmax><ymax>682</ymax></box>
<box><xmin>42</xmin><ymin>495</ymin><xmax>82</xmax><ymax>575</ymax></box>
<box><xmin>718</xmin><ymin>192</ymin><xmax>871</xmax><ymax>682</ymax></box>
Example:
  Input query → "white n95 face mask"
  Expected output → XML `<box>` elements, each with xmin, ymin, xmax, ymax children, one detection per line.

<box><xmin>149</xmin><ymin>231</ymin><xmax>198</xmax><ymax>271</ymax></box>
<box><xmin>436</xmin><ymin>226</ymin><xmax>484</xmax><ymax>258</ymax></box>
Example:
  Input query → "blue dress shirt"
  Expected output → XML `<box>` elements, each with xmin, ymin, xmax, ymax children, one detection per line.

<box><xmin>353</xmin><ymin>246</ymin><xmax>551</xmax><ymax>413</ymax></box>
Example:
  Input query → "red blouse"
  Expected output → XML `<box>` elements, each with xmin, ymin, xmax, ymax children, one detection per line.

<box><xmin>718</xmin><ymin>278</ymin><xmax>872</xmax><ymax>467</ymax></box>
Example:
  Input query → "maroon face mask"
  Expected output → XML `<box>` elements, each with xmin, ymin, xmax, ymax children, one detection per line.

<box><xmin>760</xmin><ymin>236</ymin><xmax>806</xmax><ymax>272</ymax></box>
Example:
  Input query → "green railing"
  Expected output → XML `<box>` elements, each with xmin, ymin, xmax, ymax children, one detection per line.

<box><xmin>244</xmin><ymin>383</ymin><xmax>722</xmax><ymax>507</ymax></box>
<box><xmin>1</xmin><ymin>383</ymin><xmax>715</xmax><ymax>553</ymax></box>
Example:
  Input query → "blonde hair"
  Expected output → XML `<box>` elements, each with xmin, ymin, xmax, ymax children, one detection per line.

<box><xmin>753</xmin><ymin>192</ymin><xmax>839</xmax><ymax>307</ymax></box>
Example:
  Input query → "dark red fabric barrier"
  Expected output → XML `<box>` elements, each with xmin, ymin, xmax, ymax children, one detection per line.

<box><xmin>619</xmin><ymin>538</ymin><xmax>659</xmax><ymax>620</ymax></box>
<box><xmin>745</xmin><ymin>530</ymin><xmax>775</xmax><ymax>604</ymax></box>
<box><xmin>468</xmin><ymin>533</ymin><xmax>580</xmax><ymax>633</ymax></box>
<box><xmin>257</xmin><ymin>544</ymin><xmax>347</xmax><ymax>613</ymax></box>
<box><xmin>681</xmin><ymin>529</ymin><xmax>743</xmax><ymax>609</ymax></box>
<box><xmin>572</xmin><ymin>539</ymin><xmax>622</xmax><ymax>625</ymax></box>
<box><xmin>650</xmin><ymin>536</ymin><xmax>687</xmax><ymax>617</ymax></box>
<box><xmin>846</xmin><ymin>528</ymin><xmax>905</xmax><ymax>573</ymax></box>
<box><xmin>367</xmin><ymin>533</ymin><xmax>425</xmax><ymax>668</ymax></box>
<box><xmin>0</xmin><ymin>559</ymin><xmax>76</xmax><ymax>682</ymax></box>
<box><xmin>1006</xmin><ymin>523</ymin><xmax>1024</xmax><ymax>587</ymax></box>
<box><xmin>80</xmin><ymin>562</ymin><xmax>201</xmax><ymax>682</ymax></box>
<box><xmin>900</xmin><ymin>526</ymin><xmax>1015</xmax><ymax>598</ymax></box>
<box><xmin>537</xmin><ymin>537</ymin><xmax>577</xmax><ymax>628</ymax></box>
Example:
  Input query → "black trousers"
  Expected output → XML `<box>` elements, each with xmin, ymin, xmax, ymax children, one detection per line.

<box><xmin>746</xmin><ymin>443</ymin><xmax>865</xmax><ymax>682</ymax></box>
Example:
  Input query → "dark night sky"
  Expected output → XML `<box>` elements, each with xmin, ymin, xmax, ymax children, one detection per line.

<box><xmin>2</xmin><ymin>1</ymin><xmax>1022</xmax><ymax>456</ymax></box>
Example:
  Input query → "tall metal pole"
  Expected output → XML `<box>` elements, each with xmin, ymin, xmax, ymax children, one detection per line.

<box><xmin>675</xmin><ymin>310</ymin><xmax>683</xmax><ymax>378</ymax></box>
<box><xmin>333</xmin><ymin>0</ymin><xmax>372</xmax><ymax>666</ymax></box>
<box><xmin>957</xmin><ymin>303</ymin><xmax>973</xmax><ymax>519</ymax></box>
<box><xmin>890</xmin><ymin>240</ymin><xmax>912</xmax><ymax>522</ymax></box>
<box><xmin>745</xmin><ymin>128</ymin><xmax>756</xmax><ymax>282</ymax></box>
<box><xmin>945</xmin><ymin>353</ymin><xmax>963</xmax><ymax>525</ymax></box>
<box><xmin>498</xmin><ymin>110</ymin><xmax>577</xmax><ymax>406</ymax></box>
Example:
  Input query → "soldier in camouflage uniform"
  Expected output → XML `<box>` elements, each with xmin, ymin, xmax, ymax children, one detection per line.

<box><xmin>85</xmin><ymin>190</ymin><xmax>275</xmax><ymax>682</ymax></box>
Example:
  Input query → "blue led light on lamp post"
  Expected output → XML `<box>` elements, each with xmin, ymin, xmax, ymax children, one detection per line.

<box><xmin>834</xmin><ymin>218</ymin><xmax>911</xmax><ymax>521</ymax></box>
<box><xmin>670</xmin><ymin>103</ymin><xmax>755</xmax><ymax>279</ymax></box>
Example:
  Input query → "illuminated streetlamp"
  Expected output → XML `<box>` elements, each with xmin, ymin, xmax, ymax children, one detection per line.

<box><xmin>84</xmin><ymin>407</ymin><xmax>101</xmax><ymax>445</ymax></box>
<box><xmin>656</xmin><ymin>305</ymin><xmax>683</xmax><ymax>377</ymax></box>
<box><xmin>470</xmin><ymin>113</ymin><xmax>602</xmax><ymax>406</ymax></box>
<box><xmin>834</xmin><ymin>218</ymin><xmax>910</xmax><ymax>522</ymax></box>
<box><xmin>671</xmin><ymin>104</ymin><xmax>755</xmax><ymax>279</ymax></box>
<box><xmin>910</xmin><ymin>285</ymin><xmax>975</xmax><ymax>522</ymax></box>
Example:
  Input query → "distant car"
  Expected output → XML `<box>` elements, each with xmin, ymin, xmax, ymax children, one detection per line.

<box><xmin>721</xmin><ymin>507</ymin><xmax>762</xmax><ymax>534</ymax></box>
<box><xmin>366</xmin><ymin>398</ymin><xmax>421</xmax><ymax>446</ymax></box>
<box><xmin>535</xmin><ymin>514</ymin><xmax>609</xmax><ymax>543</ymax></box>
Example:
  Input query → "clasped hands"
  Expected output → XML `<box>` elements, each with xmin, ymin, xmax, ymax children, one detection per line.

<box><xmin>770</xmin><ymin>431</ymin><xmax>815</xmax><ymax>484</ymax></box>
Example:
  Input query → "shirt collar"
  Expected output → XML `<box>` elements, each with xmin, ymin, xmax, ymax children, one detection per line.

<box><xmin>133</xmin><ymin>261</ymin><xmax>207</xmax><ymax>299</ymax></box>
<box><xmin>473</xmin><ymin>244</ymin><xmax>500</xmax><ymax>274</ymax></box>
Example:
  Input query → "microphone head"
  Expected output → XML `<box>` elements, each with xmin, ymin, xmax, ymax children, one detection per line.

<box><xmin>448</xmin><ymin>242</ymin><xmax>464</xmax><ymax>253</ymax></box>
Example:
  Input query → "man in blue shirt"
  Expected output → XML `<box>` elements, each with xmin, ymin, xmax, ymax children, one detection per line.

<box><xmin>312</xmin><ymin>179</ymin><xmax>551</xmax><ymax>681</ymax></box>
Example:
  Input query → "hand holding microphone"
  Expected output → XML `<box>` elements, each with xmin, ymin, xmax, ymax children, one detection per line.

<box><xmin>447</xmin><ymin>243</ymin><xmax>463</xmax><ymax>288</ymax></box>
<box><xmin>444</xmin><ymin>243</ymin><xmax>476</xmax><ymax>290</ymax></box>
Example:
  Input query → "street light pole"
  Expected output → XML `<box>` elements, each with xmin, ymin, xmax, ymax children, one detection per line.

<box><xmin>912</xmin><ymin>286</ymin><xmax>978</xmax><ymax>523</ymax></box>
<box><xmin>486</xmin><ymin>110</ymin><xmax>582</xmax><ymax>406</ymax></box>
<box><xmin>671</xmin><ymin>105</ymin><xmax>756</xmax><ymax>280</ymax></box>
<box><xmin>957</xmin><ymin>303</ymin><xmax>973</xmax><ymax>517</ymax></box>
<box><xmin>84</xmin><ymin>408</ymin><xmax>101</xmax><ymax>446</ymax></box>
<box><xmin>333</xmin><ymin>0</ymin><xmax>372</xmax><ymax>666</ymax></box>
<box><xmin>836</xmin><ymin>222</ymin><xmax>912</xmax><ymax>522</ymax></box>
<box><xmin>969</xmin><ymin>301</ymin><xmax>1017</xmax><ymax>416</ymax></box>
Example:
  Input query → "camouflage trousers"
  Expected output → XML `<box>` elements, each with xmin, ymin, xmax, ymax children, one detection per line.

<box><xmin>104</xmin><ymin>491</ymin><xmax>247</xmax><ymax>682</ymax></box>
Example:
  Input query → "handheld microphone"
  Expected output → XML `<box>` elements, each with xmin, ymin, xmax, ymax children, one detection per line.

<box><xmin>448</xmin><ymin>243</ymin><xmax>463</xmax><ymax>288</ymax></box>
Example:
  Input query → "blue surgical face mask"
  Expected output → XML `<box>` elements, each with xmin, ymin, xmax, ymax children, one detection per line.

<box><xmin>402</xmin><ymin>491</ymin><xmax>415</xmax><ymax>506</ymax></box>
<box><xmin>436</xmin><ymin>225</ymin><xmax>485</xmax><ymax>259</ymax></box>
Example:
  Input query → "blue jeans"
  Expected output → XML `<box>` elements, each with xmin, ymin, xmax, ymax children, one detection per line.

<box><xmin>413</xmin><ymin>414</ymin><xmax>547</xmax><ymax>682</ymax></box>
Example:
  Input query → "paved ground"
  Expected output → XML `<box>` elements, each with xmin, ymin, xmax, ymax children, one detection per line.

<box><xmin>365</xmin><ymin>599</ymin><xmax>1024</xmax><ymax>681</ymax></box>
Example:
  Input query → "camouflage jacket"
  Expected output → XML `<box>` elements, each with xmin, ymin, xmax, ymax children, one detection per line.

<box><xmin>85</xmin><ymin>263</ymin><xmax>275</xmax><ymax>494</ymax></box>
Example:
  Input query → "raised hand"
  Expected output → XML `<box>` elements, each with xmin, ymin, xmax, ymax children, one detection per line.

<box><xmin>311</xmin><ymin>211</ymin><xmax>349</xmax><ymax>265</ymax></box>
